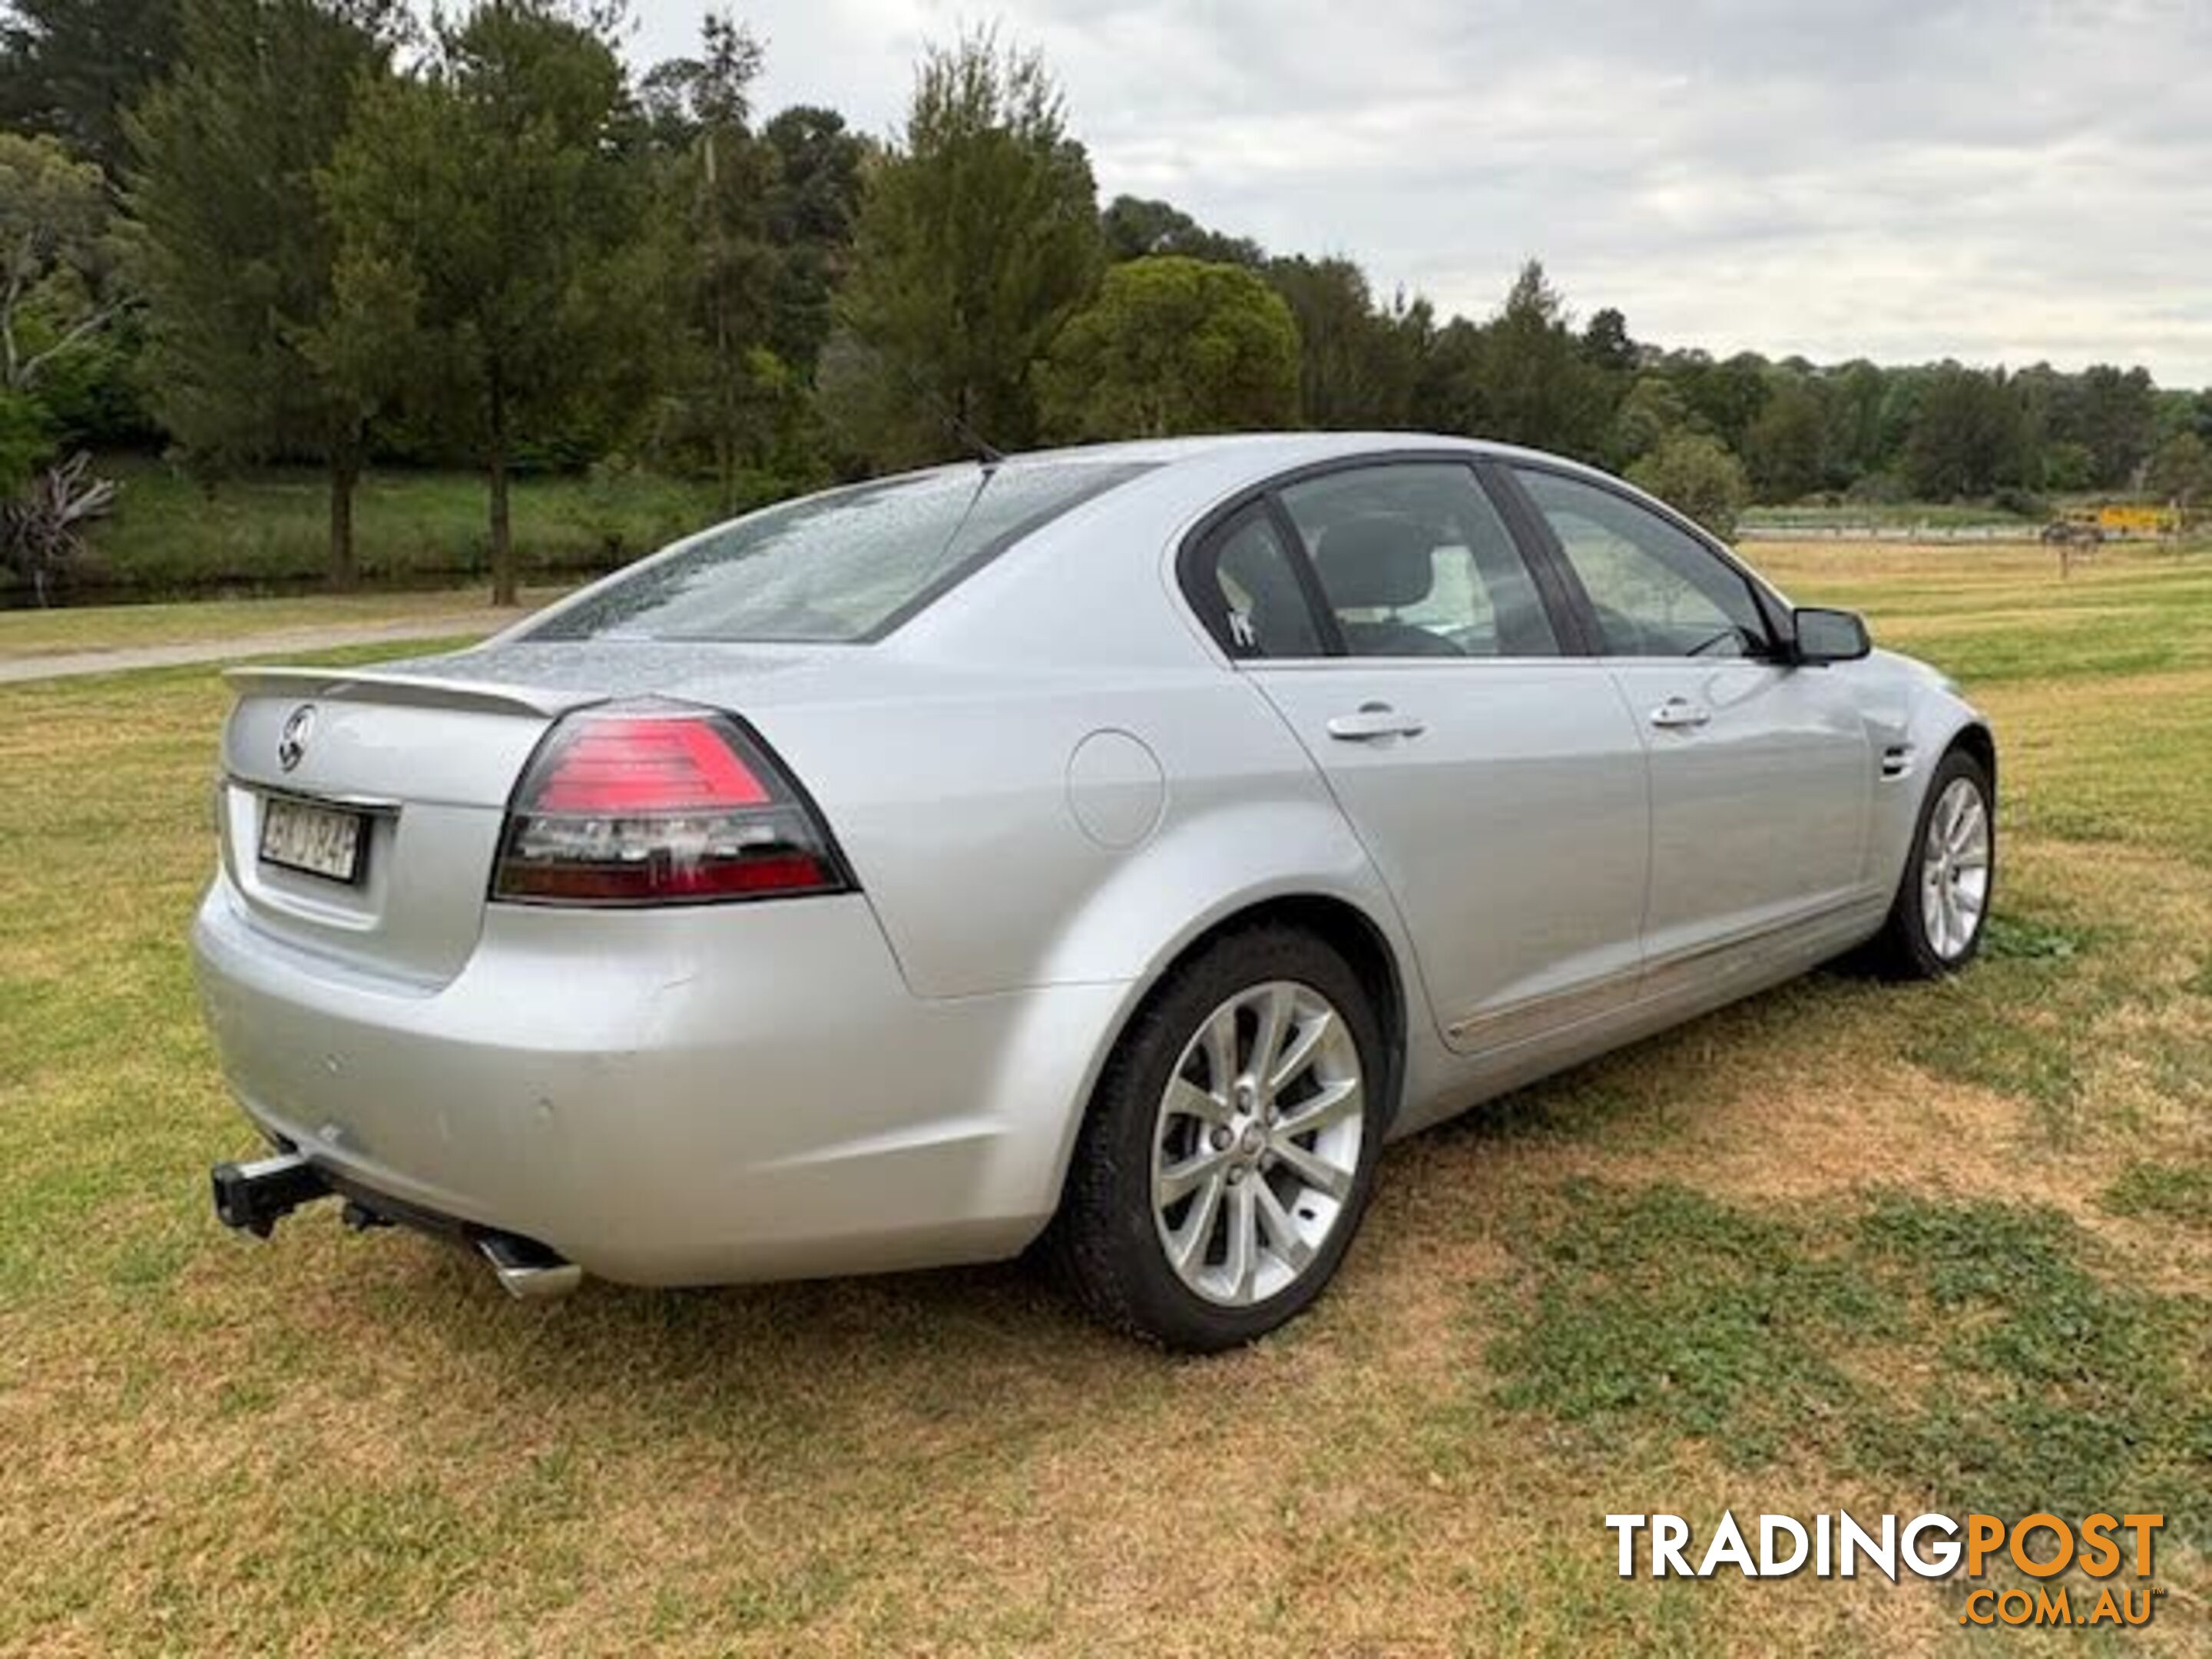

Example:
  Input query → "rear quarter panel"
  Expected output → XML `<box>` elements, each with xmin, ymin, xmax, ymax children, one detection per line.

<box><xmin>749</xmin><ymin>664</ymin><xmax>1418</xmax><ymax>1002</ymax></box>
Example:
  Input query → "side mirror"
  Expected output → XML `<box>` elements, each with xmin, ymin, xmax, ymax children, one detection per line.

<box><xmin>1791</xmin><ymin>606</ymin><xmax>1870</xmax><ymax>664</ymax></box>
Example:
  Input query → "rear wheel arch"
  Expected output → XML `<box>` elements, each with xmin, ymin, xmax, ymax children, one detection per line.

<box><xmin>1045</xmin><ymin>891</ymin><xmax>1411</xmax><ymax>1210</ymax></box>
<box><xmin>1171</xmin><ymin>895</ymin><xmax>1409</xmax><ymax>1124</ymax></box>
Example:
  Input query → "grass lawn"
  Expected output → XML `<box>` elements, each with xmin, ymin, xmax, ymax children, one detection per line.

<box><xmin>0</xmin><ymin>584</ymin><xmax>571</xmax><ymax>662</ymax></box>
<box><xmin>9</xmin><ymin>453</ymin><xmax>725</xmax><ymax>598</ymax></box>
<box><xmin>2</xmin><ymin>545</ymin><xmax>2207</xmax><ymax>1653</ymax></box>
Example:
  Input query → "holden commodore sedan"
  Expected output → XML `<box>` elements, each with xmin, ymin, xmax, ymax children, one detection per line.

<box><xmin>197</xmin><ymin>434</ymin><xmax>1995</xmax><ymax>1349</ymax></box>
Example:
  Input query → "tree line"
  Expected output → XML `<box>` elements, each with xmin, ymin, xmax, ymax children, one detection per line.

<box><xmin>3</xmin><ymin>0</ymin><xmax>2209</xmax><ymax>601</ymax></box>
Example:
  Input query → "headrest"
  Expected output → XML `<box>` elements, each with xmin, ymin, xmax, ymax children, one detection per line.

<box><xmin>1316</xmin><ymin>515</ymin><xmax>1435</xmax><ymax>608</ymax></box>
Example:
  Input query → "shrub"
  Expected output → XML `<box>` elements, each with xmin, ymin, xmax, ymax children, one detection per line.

<box><xmin>1626</xmin><ymin>432</ymin><xmax>1751</xmax><ymax>538</ymax></box>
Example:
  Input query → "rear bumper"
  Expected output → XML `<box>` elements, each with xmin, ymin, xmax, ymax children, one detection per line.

<box><xmin>190</xmin><ymin>875</ymin><xmax>1128</xmax><ymax>1285</ymax></box>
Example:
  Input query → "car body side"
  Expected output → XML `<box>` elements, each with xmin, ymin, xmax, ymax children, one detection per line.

<box><xmin>192</xmin><ymin>432</ymin><xmax>1991</xmax><ymax>1287</ymax></box>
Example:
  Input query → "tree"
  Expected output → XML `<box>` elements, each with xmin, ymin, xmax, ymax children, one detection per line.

<box><xmin>1100</xmin><ymin>194</ymin><xmax>1262</xmax><ymax>267</ymax></box>
<box><xmin>1823</xmin><ymin>359</ymin><xmax>1889</xmax><ymax>483</ymax></box>
<box><xmin>1902</xmin><ymin>364</ymin><xmax>2027</xmax><ymax>499</ymax></box>
<box><xmin>1263</xmin><ymin>254</ymin><xmax>1422</xmax><ymax>429</ymax></box>
<box><xmin>1743</xmin><ymin>377</ymin><xmax>1826</xmax><ymax>501</ymax></box>
<box><xmin>0</xmin><ymin>381</ymin><xmax>41</xmax><ymax>494</ymax></box>
<box><xmin>0</xmin><ymin>0</ymin><xmax>181</xmax><ymax>176</ymax></box>
<box><xmin>637</xmin><ymin>12</ymin><xmax>780</xmax><ymax>508</ymax></box>
<box><xmin>321</xmin><ymin>0</ymin><xmax>653</xmax><ymax>604</ymax></box>
<box><xmin>0</xmin><ymin>129</ymin><xmax>126</xmax><ymax>538</ymax></box>
<box><xmin>1579</xmin><ymin>306</ymin><xmax>1636</xmax><ymax>375</ymax></box>
<box><xmin>0</xmin><ymin>131</ymin><xmax>124</xmax><ymax>401</ymax></box>
<box><xmin>828</xmin><ymin>31</ymin><xmax>1100</xmax><ymax>467</ymax></box>
<box><xmin>1412</xmin><ymin>312</ymin><xmax>1501</xmax><ymax>436</ymax></box>
<box><xmin>760</xmin><ymin>104</ymin><xmax>863</xmax><ymax>375</ymax></box>
<box><xmin>129</xmin><ymin>0</ymin><xmax>402</xmax><ymax>588</ymax></box>
<box><xmin>1661</xmin><ymin>349</ymin><xmax>1769</xmax><ymax>453</ymax></box>
<box><xmin>2146</xmin><ymin>432</ymin><xmax>2210</xmax><ymax>512</ymax></box>
<box><xmin>1039</xmin><ymin>255</ymin><xmax>1296</xmax><ymax>439</ymax></box>
<box><xmin>1608</xmin><ymin>373</ymin><xmax>1694</xmax><ymax>470</ymax></box>
<box><xmin>2040</xmin><ymin>439</ymin><xmax>2095</xmax><ymax>492</ymax></box>
<box><xmin>1456</xmin><ymin>260</ymin><xmax>1615</xmax><ymax>460</ymax></box>
<box><xmin>1627</xmin><ymin>431</ymin><xmax>1751</xmax><ymax>538</ymax></box>
<box><xmin>2068</xmin><ymin>363</ymin><xmax>2157</xmax><ymax>488</ymax></box>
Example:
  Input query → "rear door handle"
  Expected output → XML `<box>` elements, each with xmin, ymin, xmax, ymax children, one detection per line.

<box><xmin>1326</xmin><ymin>704</ymin><xmax>1426</xmax><ymax>742</ymax></box>
<box><xmin>1649</xmin><ymin>697</ymin><xmax>1711</xmax><ymax>730</ymax></box>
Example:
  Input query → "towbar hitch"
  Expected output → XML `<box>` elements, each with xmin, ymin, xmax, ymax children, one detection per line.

<box><xmin>210</xmin><ymin>1151</ymin><xmax>331</xmax><ymax>1238</ymax></box>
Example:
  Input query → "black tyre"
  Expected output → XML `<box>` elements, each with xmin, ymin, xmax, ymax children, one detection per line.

<box><xmin>1048</xmin><ymin>925</ymin><xmax>1388</xmax><ymax>1351</ymax></box>
<box><xmin>1863</xmin><ymin>745</ymin><xmax>1995</xmax><ymax>979</ymax></box>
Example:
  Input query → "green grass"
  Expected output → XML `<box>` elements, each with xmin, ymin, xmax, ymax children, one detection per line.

<box><xmin>12</xmin><ymin>452</ymin><xmax>726</xmax><ymax>597</ymax></box>
<box><xmin>1489</xmin><ymin>1181</ymin><xmax>1884</xmax><ymax>1468</ymax></box>
<box><xmin>2</xmin><ymin>541</ymin><xmax>2209</xmax><ymax>1653</ymax></box>
<box><xmin>2101</xmin><ymin>1161</ymin><xmax>2212</xmax><ymax>1230</ymax></box>
<box><xmin>1487</xmin><ymin>1183</ymin><xmax>2209</xmax><ymax>1535</ymax></box>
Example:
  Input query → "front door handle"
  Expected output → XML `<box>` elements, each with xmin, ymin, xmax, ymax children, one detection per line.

<box><xmin>1649</xmin><ymin>697</ymin><xmax>1712</xmax><ymax>730</ymax></box>
<box><xmin>1326</xmin><ymin>703</ymin><xmax>1427</xmax><ymax>742</ymax></box>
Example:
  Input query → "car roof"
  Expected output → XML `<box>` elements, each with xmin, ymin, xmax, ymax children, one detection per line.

<box><xmin>983</xmin><ymin>431</ymin><xmax>1525</xmax><ymax>471</ymax></box>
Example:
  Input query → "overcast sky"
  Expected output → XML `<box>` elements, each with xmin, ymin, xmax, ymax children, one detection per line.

<box><xmin>627</xmin><ymin>0</ymin><xmax>2212</xmax><ymax>387</ymax></box>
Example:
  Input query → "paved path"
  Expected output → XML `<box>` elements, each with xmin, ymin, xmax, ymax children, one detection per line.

<box><xmin>0</xmin><ymin>614</ymin><xmax>508</xmax><ymax>686</ymax></box>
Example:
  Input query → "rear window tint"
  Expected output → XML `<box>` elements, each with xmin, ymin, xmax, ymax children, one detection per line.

<box><xmin>528</xmin><ymin>461</ymin><xmax>1152</xmax><ymax>644</ymax></box>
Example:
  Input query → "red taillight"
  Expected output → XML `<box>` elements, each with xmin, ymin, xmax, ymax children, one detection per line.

<box><xmin>492</xmin><ymin>706</ymin><xmax>849</xmax><ymax>906</ymax></box>
<box><xmin>531</xmin><ymin>719</ymin><xmax>769</xmax><ymax>813</ymax></box>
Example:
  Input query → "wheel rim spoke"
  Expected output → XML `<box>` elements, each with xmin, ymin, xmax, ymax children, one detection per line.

<box><xmin>1224</xmin><ymin>1180</ymin><xmax>1259</xmax><ymax>1301</ymax></box>
<box><xmin>1201</xmin><ymin>1005</ymin><xmax>1240</xmax><ymax>1094</ymax></box>
<box><xmin>1170</xmin><ymin>1172</ymin><xmax>1227</xmax><ymax>1273</ymax></box>
<box><xmin>1949</xmin><ymin>802</ymin><xmax>1983</xmax><ymax>856</ymax></box>
<box><xmin>1166</xmin><ymin>1076</ymin><xmax>1230</xmax><ymax>1126</ymax></box>
<box><xmin>1156</xmin><ymin>1146</ymin><xmax>1230</xmax><ymax>1207</ymax></box>
<box><xmin>1270</xmin><ymin>1135</ymin><xmax>1353</xmax><ymax>1201</ymax></box>
<box><xmin>1267</xmin><ymin>1006</ymin><xmax>1331</xmax><ymax>1093</ymax></box>
<box><xmin>1276</xmin><ymin>1076</ymin><xmax>1361</xmax><ymax>1139</ymax></box>
<box><xmin>1253</xmin><ymin>1180</ymin><xmax>1313</xmax><ymax>1272</ymax></box>
<box><xmin>1249</xmin><ymin>984</ymin><xmax>1293</xmax><ymax>1094</ymax></box>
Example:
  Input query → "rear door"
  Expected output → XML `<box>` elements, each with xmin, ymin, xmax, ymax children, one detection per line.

<box><xmin>1189</xmin><ymin>459</ymin><xmax>1651</xmax><ymax>1057</ymax></box>
<box><xmin>1503</xmin><ymin>465</ymin><xmax>1875</xmax><ymax>975</ymax></box>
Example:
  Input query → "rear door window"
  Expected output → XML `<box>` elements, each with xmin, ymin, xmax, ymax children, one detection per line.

<box><xmin>1187</xmin><ymin>504</ymin><xmax>1326</xmax><ymax>659</ymax></box>
<box><xmin>1277</xmin><ymin>464</ymin><xmax>1562</xmax><ymax>658</ymax></box>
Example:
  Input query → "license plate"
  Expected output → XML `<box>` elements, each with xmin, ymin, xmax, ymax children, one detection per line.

<box><xmin>258</xmin><ymin>795</ymin><xmax>367</xmax><ymax>884</ymax></box>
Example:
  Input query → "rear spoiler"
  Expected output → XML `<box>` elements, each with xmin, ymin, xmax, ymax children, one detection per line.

<box><xmin>223</xmin><ymin>665</ymin><xmax>601</xmax><ymax>720</ymax></box>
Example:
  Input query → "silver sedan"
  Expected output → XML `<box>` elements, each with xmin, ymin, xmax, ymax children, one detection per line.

<box><xmin>195</xmin><ymin>434</ymin><xmax>1995</xmax><ymax>1349</ymax></box>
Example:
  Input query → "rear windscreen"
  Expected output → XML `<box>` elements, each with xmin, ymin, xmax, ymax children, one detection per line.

<box><xmin>526</xmin><ymin>460</ymin><xmax>1154</xmax><ymax>644</ymax></box>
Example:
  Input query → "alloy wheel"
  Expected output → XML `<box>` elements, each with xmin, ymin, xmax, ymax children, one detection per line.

<box><xmin>1920</xmin><ymin>775</ymin><xmax>1992</xmax><ymax>959</ymax></box>
<box><xmin>1151</xmin><ymin>980</ymin><xmax>1365</xmax><ymax>1306</ymax></box>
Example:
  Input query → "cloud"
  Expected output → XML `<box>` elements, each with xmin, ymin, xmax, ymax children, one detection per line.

<box><xmin>631</xmin><ymin>0</ymin><xmax>2212</xmax><ymax>384</ymax></box>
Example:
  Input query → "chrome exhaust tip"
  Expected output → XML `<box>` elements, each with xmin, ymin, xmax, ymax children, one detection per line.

<box><xmin>476</xmin><ymin>1232</ymin><xmax>583</xmax><ymax>1300</ymax></box>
